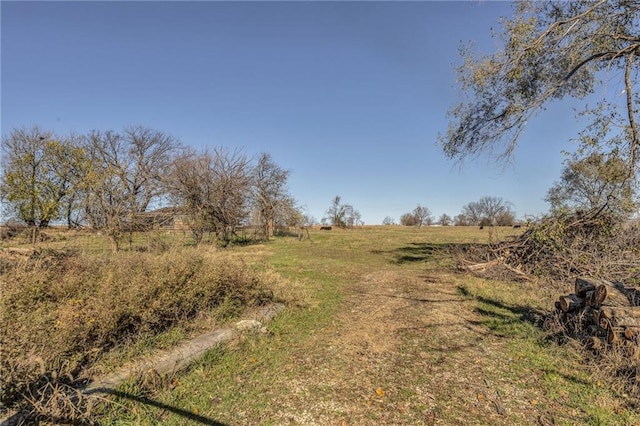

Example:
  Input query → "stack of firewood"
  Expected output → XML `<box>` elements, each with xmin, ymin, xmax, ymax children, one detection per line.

<box><xmin>556</xmin><ymin>277</ymin><xmax>640</xmax><ymax>352</ymax></box>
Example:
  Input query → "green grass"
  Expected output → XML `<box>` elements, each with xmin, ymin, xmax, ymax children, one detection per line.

<box><xmin>460</xmin><ymin>277</ymin><xmax>639</xmax><ymax>425</ymax></box>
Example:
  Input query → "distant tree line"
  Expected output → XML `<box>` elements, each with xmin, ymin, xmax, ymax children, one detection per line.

<box><xmin>1</xmin><ymin>126</ymin><xmax>300</xmax><ymax>251</ymax></box>
<box><xmin>387</xmin><ymin>196</ymin><xmax>517</xmax><ymax>227</ymax></box>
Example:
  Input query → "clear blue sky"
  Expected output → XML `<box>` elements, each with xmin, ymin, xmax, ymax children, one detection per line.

<box><xmin>2</xmin><ymin>1</ymin><xmax>584</xmax><ymax>224</ymax></box>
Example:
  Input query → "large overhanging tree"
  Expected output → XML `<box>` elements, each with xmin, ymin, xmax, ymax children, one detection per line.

<box><xmin>441</xmin><ymin>0</ymin><xmax>639</xmax><ymax>181</ymax></box>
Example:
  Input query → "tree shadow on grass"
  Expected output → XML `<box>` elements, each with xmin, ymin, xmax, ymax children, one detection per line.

<box><xmin>88</xmin><ymin>388</ymin><xmax>228</xmax><ymax>425</ymax></box>
<box><xmin>2</xmin><ymin>388</ymin><xmax>229</xmax><ymax>426</ymax></box>
<box><xmin>373</xmin><ymin>242</ymin><xmax>489</xmax><ymax>265</ymax></box>
<box><xmin>458</xmin><ymin>286</ymin><xmax>600</xmax><ymax>388</ymax></box>
<box><xmin>457</xmin><ymin>285</ymin><xmax>546</xmax><ymax>328</ymax></box>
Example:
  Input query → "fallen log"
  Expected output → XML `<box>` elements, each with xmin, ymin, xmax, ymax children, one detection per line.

<box><xmin>598</xmin><ymin>306</ymin><xmax>640</xmax><ymax>329</ymax></box>
<box><xmin>583</xmin><ymin>290</ymin><xmax>595</xmax><ymax>307</ymax></box>
<box><xmin>575</xmin><ymin>277</ymin><xmax>597</xmax><ymax>298</ymax></box>
<box><xmin>463</xmin><ymin>259</ymin><xmax>501</xmax><ymax>272</ymax></box>
<box><xmin>592</xmin><ymin>281</ymin><xmax>631</xmax><ymax>308</ymax></box>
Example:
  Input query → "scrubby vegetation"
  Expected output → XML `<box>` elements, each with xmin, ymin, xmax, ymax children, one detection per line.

<box><xmin>0</xmin><ymin>246</ymin><xmax>285</xmax><ymax>422</ymax></box>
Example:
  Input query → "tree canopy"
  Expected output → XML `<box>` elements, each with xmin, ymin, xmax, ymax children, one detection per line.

<box><xmin>1</xmin><ymin>127</ymin><xmax>88</xmax><ymax>228</ymax></box>
<box><xmin>441</xmin><ymin>0</ymin><xmax>639</xmax><ymax>179</ymax></box>
<box><xmin>546</xmin><ymin>151</ymin><xmax>637</xmax><ymax>217</ymax></box>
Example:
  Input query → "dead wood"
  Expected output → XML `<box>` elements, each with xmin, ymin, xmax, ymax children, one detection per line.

<box><xmin>599</xmin><ymin>306</ymin><xmax>640</xmax><ymax>329</ymax></box>
<box><xmin>559</xmin><ymin>294</ymin><xmax>584</xmax><ymax>313</ymax></box>
<box><xmin>575</xmin><ymin>277</ymin><xmax>597</xmax><ymax>297</ymax></box>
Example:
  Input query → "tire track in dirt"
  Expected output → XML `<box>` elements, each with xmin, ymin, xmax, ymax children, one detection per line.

<box><xmin>264</xmin><ymin>269</ymin><xmax>549</xmax><ymax>425</ymax></box>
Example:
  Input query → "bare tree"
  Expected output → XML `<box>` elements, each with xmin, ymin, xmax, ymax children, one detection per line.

<box><xmin>168</xmin><ymin>148</ymin><xmax>252</xmax><ymax>244</ymax></box>
<box><xmin>412</xmin><ymin>204</ymin><xmax>433</xmax><ymax>227</ymax></box>
<box><xmin>324</xmin><ymin>196</ymin><xmax>360</xmax><ymax>228</ymax></box>
<box><xmin>123</xmin><ymin>126</ymin><xmax>180</xmax><ymax>211</ymax></box>
<box><xmin>454</xmin><ymin>213</ymin><xmax>470</xmax><ymax>226</ymax></box>
<box><xmin>400</xmin><ymin>212</ymin><xmax>418</xmax><ymax>226</ymax></box>
<box><xmin>495</xmin><ymin>210</ymin><xmax>516</xmax><ymax>227</ymax></box>
<box><xmin>382</xmin><ymin>216</ymin><xmax>396</xmax><ymax>225</ymax></box>
<box><xmin>302</xmin><ymin>214</ymin><xmax>318</xmax><ymax>227</ymax></box>
<box><xmin>461</xmin><ymin>196</ymin><xmax>515</xmax><ymax>227</ymax></box>
<box><xmin>272</xmin><ymin>196</ymin><xmax>303</xmax><ymax>229</ymax></box>
<box><xmin>83</xmin><ymin>127</ymin><xmax>180</xmax><ymax>251</ymax></box>
<box><xmin>209</xmin><ymin>148</ymin><xmax>252</xmax><ymax>241</ymax></box>
<box><xmin>167</xmin><ymin>148</ymin><xmax>213</xmax><ymax>244</ymax></box>
<box><xmin>252</xmin><ymin>153</ymin><xmax>292</xmax><ymax>239</ymax></box>
<box><xmin>460</xmin><ymin>202</ymin><xmax>481</xmax><ymax>226</ymax></box>
<box><xmin>349</xmin><ymin>209</ymin><xmax>363</xmax><ymax>227</ymax></box>
<box><xmin>437</xmin><ymin>213</ymin><xmax>452</xmax><ymax>226</ymax></box>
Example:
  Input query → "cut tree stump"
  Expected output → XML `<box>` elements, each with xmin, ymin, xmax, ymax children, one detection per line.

<box><xmin>598</xmin><ymin>306</ymin><xmax>640</xmax><ymax>329</ymax></box>
<box><xmin>559</xmin><ymin>294</ymin><xmax>583</xmax><ymax>313</ymax></box>
<box><xmin>593</xmin><ymin>282</ymin><xmax>631</xmax><ymax>308</ymax></box>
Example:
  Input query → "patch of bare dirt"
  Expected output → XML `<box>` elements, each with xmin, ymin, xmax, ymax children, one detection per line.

<box><xmin>258</xmin><ymin>269</ymin><xmax>556</xmax><ymax>425</ymax></box>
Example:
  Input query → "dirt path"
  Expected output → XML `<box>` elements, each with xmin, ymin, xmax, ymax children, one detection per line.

<box><xmin>255</xmin><ymin>269</ymin><xmax>550</xmax><ymax>425</ymax></box>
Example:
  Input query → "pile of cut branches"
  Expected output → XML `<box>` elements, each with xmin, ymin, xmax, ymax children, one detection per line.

<box><xmin>462</xmin><ymin>211</ymin><xmax>640</xmax><ymax>284</ymax></box>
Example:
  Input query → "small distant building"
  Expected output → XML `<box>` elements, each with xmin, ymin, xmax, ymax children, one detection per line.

<box><xmin>134</xmin><ymin>207</ymin><xmax>189</xmax><ymax>231</ymax></box>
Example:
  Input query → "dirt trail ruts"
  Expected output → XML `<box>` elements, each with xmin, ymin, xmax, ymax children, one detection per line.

<box><xmin>256</xmin><ymin>269</ymin><xmax>549</xmax><ymax>425</ymax></box>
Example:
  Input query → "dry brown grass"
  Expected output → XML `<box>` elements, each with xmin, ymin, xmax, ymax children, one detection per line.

<box><xmin>0</xmin><ymin>246</ymin><xmax>292</xmax><ymax>422</ymax></box>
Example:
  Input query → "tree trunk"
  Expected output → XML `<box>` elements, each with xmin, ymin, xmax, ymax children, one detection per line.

<box><xmin>267</xmin><ymin>218</ymin><xmax>274</xmax><ymax>239</ymax></box>
<box><xmin>109</xmin><ymin>233</ymin><xmax>120</xmax><ymax>253</ymax></box>
<box><xmin>31</xmin><ymin>226</ymin><xmax>38</xmax><ymax>246</ymax></box>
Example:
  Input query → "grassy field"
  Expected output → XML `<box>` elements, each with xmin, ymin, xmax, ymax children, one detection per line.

<box><xmin>2</xmin><ymin>226</ymin><xmax>639</xmax><ymax>425</ymax></box>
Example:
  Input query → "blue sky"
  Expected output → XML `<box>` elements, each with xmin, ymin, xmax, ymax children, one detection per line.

<box><xmin>2</xmin><ymin>1</ymin><xmax>583</xmax><ymax>224</ymax></box>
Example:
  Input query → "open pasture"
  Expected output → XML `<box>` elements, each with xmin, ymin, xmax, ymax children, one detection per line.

<box><xmin>1</xmin><ymin>225</ymin><xmax>638</xmax><ymax>425</ymax></box>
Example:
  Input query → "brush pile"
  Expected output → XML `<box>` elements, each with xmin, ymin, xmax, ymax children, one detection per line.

<box><xmin>463</xmin><ymin>211</ymin><xmax>640</xmax><ymax>284</ymax></box>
